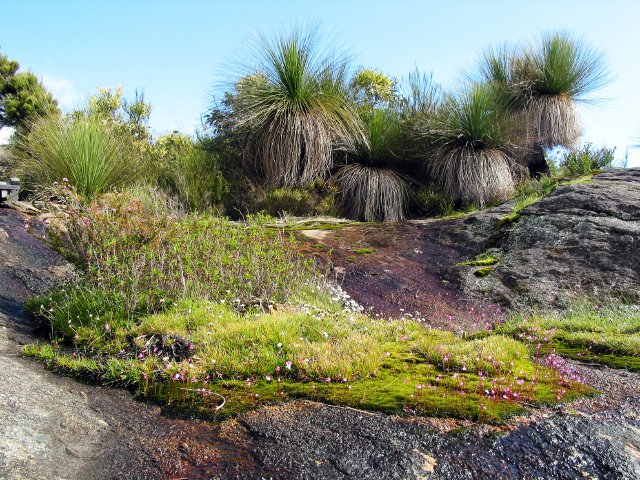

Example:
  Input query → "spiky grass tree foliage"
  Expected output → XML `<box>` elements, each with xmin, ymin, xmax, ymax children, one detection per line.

<box><xmin>335</xmin><ymin>107</ymin><xmax>409</xmax><ymax>222</ymax></box>
<box><xmin>429</xmin><ymin>84</ymin><xmax>517</xmax><ymax>207</ymax></box>
<box><xmin>228</xmin><ymin>26</ymin><xmax>366</xmax><ymax>187</ymax></box>
<box><xmin>478</xmin><ymin>32</ymin><xmax>610</xmax><ymax>149</ymax></box>
<box><xmin>520</xmin><ymin>32</ymin><xmax>609</xmax><ymax>147</ymax></box>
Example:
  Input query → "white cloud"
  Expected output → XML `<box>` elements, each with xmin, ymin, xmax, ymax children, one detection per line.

<box><xmin>41</xmin><ymin>74</ymin><xmax>82</xmax><ymax>110</ymax></box>
<box><xmin>0</xmin><ymin>127</ymin><xmax>15</xmax><ymax>144</ymax></box>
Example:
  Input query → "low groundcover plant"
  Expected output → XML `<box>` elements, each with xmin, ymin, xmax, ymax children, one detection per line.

<box><xmin>23</xmin><ymin>187</ymin><xmax>594</xmax><ymax>422</ymax></box>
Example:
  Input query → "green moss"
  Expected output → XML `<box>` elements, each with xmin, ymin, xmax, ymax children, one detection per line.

<box><xmin>474</xmin><ymin>267</ymin><xmax>493</xmax><ymax>277</ymax></box>
<box><xmin>25</xmin><ymin>340</ymin><xmax>589</xmax><ymax>423</ymax></box>
<box><xmin>457</xmin><ymin>256</ymin><xmax>498</xmax><ymax>267</ymax></box>
<box><xmin>353</xmin><ymin>247</ymin><xmax>376</xmax><ymax>255</ymax></box>
<box><xmin>438</xmin><ymin>207</ymin><xmax>478</xmax><ymax>220</ymax></box>
<box><xmin>551</xmin><ymin>339</ymin><xmax>640</xmax><ymax>371</ymax></box>
<box><xmin>558</xmin><ymin>175</ymin><xmax>592</xmax><ymax>186</ymax></box>
<box><xmin>498</xmin><ymin>301</ymin><xmax>640</xmax><ymax>371</ymax></box>
<box><xmin>23</xmin><ymin>302</ymin><xmax>594</xmax><ymax>424</ymax></box>
<box><xmin>497</xmin><ymin>212</ymin><xmax>521</xmax><ymax>227</ymax></box>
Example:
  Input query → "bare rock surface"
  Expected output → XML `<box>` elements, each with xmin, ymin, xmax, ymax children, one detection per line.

<box><xmin>457</xmin><ymin>168</ymin><xmax>640</xmax><ymax>307</ymax></box>
<box><xmin>304</xmin><ymin>169</ymin><xmax>640</xmax><ymax>317</ymax></box>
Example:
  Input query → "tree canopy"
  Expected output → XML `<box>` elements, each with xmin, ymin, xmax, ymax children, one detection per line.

<box><xmin>0</xmin><ymin>51</ymin><xmax>59</xmax><ymax>129</ymax></box>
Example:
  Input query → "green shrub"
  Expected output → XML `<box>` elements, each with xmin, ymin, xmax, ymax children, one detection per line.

<box><xmin>561</xmin><ymin>144</ymin><xmax>614</xmax><ymax>175</ymax></box>
<box><xmin>16</xmin><ymin>114</ymin><xmax>140</xmax><ymax>199</ymax></box>
<box><xmin>265</xmin><ymin>188</ymin><xmax>314</xmax><ymax>216</ymax></box>
<box><xmin>263</xmin><ymin>181</ymin><xmax>336</xmax><ymax>217</ymax></box>
<box><xmin>414</xmin><ymin>187</ymin><xmax>455</xmax><ymax>216</ymax></box>
<box><xmin>150</xmin><ymin>133</ymin><xmax>227</xmax><ymax>211</ymax></box>
<box><xmin>46</xmin><ymin>188</ymin><xmax>317</xmax><ymax>320</ymax></box>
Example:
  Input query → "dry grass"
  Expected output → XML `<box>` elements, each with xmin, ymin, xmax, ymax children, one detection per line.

<box><xmin>334</xmin><ymin>163</ymin><xmax>409</xmax><ymax>221</ymax></box>
<box><xmin>431</xmin><ymin>147</ymin><xmax>516</xmax><ymax>207</ymax></box>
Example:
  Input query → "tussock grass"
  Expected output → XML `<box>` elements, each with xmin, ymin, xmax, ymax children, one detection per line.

<box><xmin>16</xmin><ymin>114</ymin><xmax>140</xmax><ymax>199</ymax></box>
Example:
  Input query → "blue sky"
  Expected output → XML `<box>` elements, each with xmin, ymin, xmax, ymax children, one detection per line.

<box><xmin>1</xmin><ymin>0</ymin><xmax>639</xmax><ymax>165</ymax></box>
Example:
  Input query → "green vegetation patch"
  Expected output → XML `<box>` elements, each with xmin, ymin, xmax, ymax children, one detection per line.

<box><xmin>457</xmin><ymin>254</ymin><xmax>498</xmax><ymax>267</ymax></box>
<box><xmin>353</xmin><ymin>247</ymin><xmax>376</xmax><ymax>255</ymax></box>
<box><xmin>22</xmin><ymin>188</ymin><xmax>597</xmax><ymax>424</ymax></box>
<box><xmin>498</xmin><ymin>174</ymin><xmax>592</xmax><ymax>226</ymax></box>
<box><xmin>474</xmin><ymin>267</ymin><xmax>493</xmax><ymax>277</ymax></box>
<box><xmin>498</xmin><ymin>302</ymin><xmax>640</xmax><ymax>371</ymax></box>
<box><xmin>25</xmin><ymin>300</ymin><xmax>592</xmax><ymax>423</ymax></box>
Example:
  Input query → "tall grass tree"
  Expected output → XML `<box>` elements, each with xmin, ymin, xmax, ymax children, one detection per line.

<box><xmin>221</xmin><ymin>25</ymin><xmax>367</xmax><ymax>187</ymax></box>
<box><xmin>335</xmin><ymin>107</ymin><xmax>409</xmax><ymax>221</ymax></box>
<box><xmin>476</xmin><ymin>32</ymin><xmax>610</xmax><ymax>172</ymax></box>
<box><xmin>427</xmin><ymin>83</ymin><xmax>518</xmax><ymax>207</ymax></box>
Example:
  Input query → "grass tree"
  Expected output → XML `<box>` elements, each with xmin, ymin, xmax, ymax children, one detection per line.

<box><xmin>334</xmin><ymin>107</ymin><xmax>409</xmax><ymax>221</ymax></box>
<box><xmin>226</xmin><ymin>26</ymin><xmax>366</xmax><ymax>187</ymax></box>
<box><xmin>334</xmin><ymin>70</ymin><xmax>445</xmax><ymax>222</ymax></box>
<box><xmin>477</xmin><ymin>32</ymin><xmax>610</xmax><ymax>172</ymax></box>
<box><xmin>427</xmin><ymin>83</ymin><xmax>518</xmax><ymax>207</ymax></box>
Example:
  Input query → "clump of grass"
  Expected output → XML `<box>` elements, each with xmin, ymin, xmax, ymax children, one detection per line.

<box><xmin>333</xmin><ymin>106</ymin><xmax>411</xmax><ymax>222</ymax></box>
<box><xmin>498</xmin><ymin>301</ymin><xmax>640</xmax><ymax>370</ymax></box>
<box><xmin>353</xmin><ymin>247</ymin><xmax>375</xmax><ymax>255</ymax></box>
<box><xmin>16</xmin><ymin>114</ymin><xmax>140</xmax><ymax>200</ymax></box>
<box><xmin>476</xmin><ymin>31</ymin><xmax>610</xmax><ymax>152</ymax></box>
